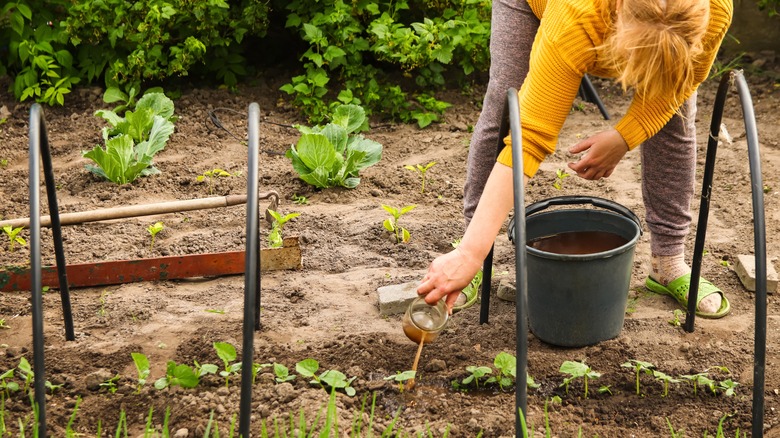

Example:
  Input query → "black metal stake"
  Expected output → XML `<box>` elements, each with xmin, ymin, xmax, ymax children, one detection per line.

<box><xmin>684</xmin><ymin>74</ymin><xmax>731</xmax><ymax>332</ymax></box>
<box><xmin>28</xmin><ymin>104</ymin><xmax>48</xmax><ymax>437</ymax></box>
<box><xmin>239</xmin><ymin>103</ymin><xmax>261</xmax><ymax>437</ymax></box>
<box><xmin>507</xmin><ymin>88</ymin><xmax>529</xmax><ymax>431</ymax></box>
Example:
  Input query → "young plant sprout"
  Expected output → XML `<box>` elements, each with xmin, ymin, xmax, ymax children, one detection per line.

<box><xmin>404</xmin><ymin>161</ymin><xmax>436</xmax><ymax>193</ymax></box>
<box><xmin>2</xmin><ymin>225</ymin><xmax>26</xmax><ymax>252</ymax></box>
<box><xmin>214</xmin><ymin>342</ymin><xmax>242</xmax><ymax>388</ymax></box>
<box><xmin>621</xmin><ymin>359</ymin><xmax>655</xmax><ymax>395</ymax></box>
<box><xmin>652</xmin><ymin>370</ymin><xmax>680</xmax><ymax>397</ymax></box>
<box><xmin>296</xmin><ymin>358</ymin><xmax>356</xmax><ymax>396</ymax></box>
<box><xmin>193</xmin><ymin>359</ymin><xmax>219</xmax><ymax>378</ymax></box>
<box><xmin>462</xmin><ymin>365</ymin><xmax>492</xmax><ymax>388</ymax></box>
<box><xmin>147</xmin><ymin>221</ymin><xmax>164</xmax><ymax>250</ymax></box>
<box><xmin>553</xmin><ymin>168</ymin><xmax>570</xmax><ymax>190</ymax></box>
<box><xmin>197</xmin><ymin>168</ymin><xmax>232</xmax><ymax>195</ymax></box>
<box><xmin>99</xmin><ymin>375</ymin><xmax>121</xmax><ymax>394</ymax></box>
<box><xmin>717</xmin><ymin>378</ymin><xmax>739</xmax><ymax>396</ymax></box>
<box><xmin>382</xmin><ymin>204</ymin><xmax>416</xmax><ymax>244</ymax></box>
<box><xmin>154</xmin><ymin>361</ymin><xmax>199</xmax><ymax>390</ymax></box>
<box><xmin>384</xmin><ymin>370</ymin><xmax>417</xmax><ymax>393</ymax></box>
<box><xmin>559</xmin><ymin>360</ymin><xmax>601</xmax><ymax>398</ymax></box>
<box><xmin>131</xmin><ymin>352</ymin><xmax>151</xmax><ymax>394</ymax></box>
<box><xmin>273</xmin><ymin>363</ymin><xmax>296</xmax><ymax>383</ymax></box>
<box><xmin>0</xmin><ymin>318</ymin><xmax>7</xmax><ymax>329</ymax></box>
<box><xmin>292</xmin><ymin>193</ymin><xmax>309</xmax><ymax>205</ymax></box>
<box><xmin>485</xmin><ymin>352</ymin><xmax>516</xmax><ymax>390</ymax></box>
<box><xmin>252</xmin><ymin>362</ymin><xmax>271</xmax><ymax>384</ymax></box>
<box><xmin>680</xmin><ymin>371</ymin><xmax>716</xmax><ymax>395</ymax></box>
<box><xmin>267</xmin><ymin>209</ymin><xmax>301</xmax><ymax>248</ymax></box>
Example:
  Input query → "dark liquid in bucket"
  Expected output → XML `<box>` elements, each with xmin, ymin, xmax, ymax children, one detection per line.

<box><xmin>528</xmin><ymin>230</ymin><xmax>628</xmax><ymax>254</ymax></box>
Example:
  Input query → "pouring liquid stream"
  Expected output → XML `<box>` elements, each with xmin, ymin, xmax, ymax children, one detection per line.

<box><xmin>407</xmin><ymin>332</ymin><xmax>426</xmax><ymax>390</ymax></box>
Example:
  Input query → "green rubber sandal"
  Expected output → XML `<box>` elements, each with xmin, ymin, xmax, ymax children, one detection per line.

<box><xmin>645</xmin><ymin>274</ymin><xmax>731</xmax><ymax>319</ymax></box>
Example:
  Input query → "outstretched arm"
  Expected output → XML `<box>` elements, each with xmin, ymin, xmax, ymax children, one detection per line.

<box><xmin>417</xmin><ymin>163</ymin><xmax>524</xmax><ymax>310</ymax></box>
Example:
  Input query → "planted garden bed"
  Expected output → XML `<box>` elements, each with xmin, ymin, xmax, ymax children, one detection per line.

<box><xmin>2</xmin><ymin>66</ymin><xmax>780</xmax><ymax>437</ymax></box>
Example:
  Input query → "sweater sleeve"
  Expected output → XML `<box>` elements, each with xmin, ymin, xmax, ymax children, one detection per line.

<box><xmin>614</xmin><ymin>0</ymin><xmax>733</xmax><ymax>149</ymax></box>
<box><xmin>496</xmin><ymin>8</ymin><xmax>594</xmax><ymax>177</ymax></box>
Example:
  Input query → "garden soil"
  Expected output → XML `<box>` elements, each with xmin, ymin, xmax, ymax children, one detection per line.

<box><xmin>2</xmin><ymin>59</ymin><xmax>780</xmax><ymax>437</ymax></box>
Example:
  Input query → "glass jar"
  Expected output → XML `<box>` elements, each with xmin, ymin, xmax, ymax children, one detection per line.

<box><xmin>402</xmin><ymin>297</ymin><xmax>448</xmax><ymax>344</ymax></box>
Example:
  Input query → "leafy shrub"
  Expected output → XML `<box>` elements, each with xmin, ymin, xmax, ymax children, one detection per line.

<box><xmin>82</xmin><ymin>92</ymin><xmax>175</xmax><ymax>184</ymax></box>
<box><xmin>286</xmin><ymin>104</ymin><xmax>382</xmax><ymax>189</ymax></box>
<box><xmin>64</xmin><ymin>0</ymin><xmax>270</xmax><ymax>89</ymax></box>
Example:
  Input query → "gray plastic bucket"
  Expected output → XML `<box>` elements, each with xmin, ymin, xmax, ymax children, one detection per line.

<box><xmin>517</xmin><ymin>196</ymin><xmax>642</xmax><ymax>347</ymax></box>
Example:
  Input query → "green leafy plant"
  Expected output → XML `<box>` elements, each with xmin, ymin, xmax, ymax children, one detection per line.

<box><xmin>0</xmin><ymin>369</ymin><xmax>20</xmax><ymax>397</ymax></box>
<box><xmin>296</xmin><ymin>358</ymin><xmax>356</xmax><ymax>396</ymax></box>
<box><xmin>82</xmin><ymin>92</ymin><xmax>175</xmax><ymax>184</ymax></box>
<box><xmin>197</xmin><ymin>168</ymin><xmax>233</xmax><ymax>195</ymax></box>
<box><xmin>99</xmin><ymin>375</ymin><xmax>121</xmax><ymax>394</ymax></box>
<box><xmin>382</xmin><ymin>204</ymin><xmax>417</xmax><ymax>243</ymax></box>
<box><xmin>292</xmin><ymin>193</ymin><xmax>309</xmax><ymax>205</ymax></box>
<box><xmin>214</xmin><ymin>342</ymin><xmax>242</xmax><ymax>388</ymax></box>
<box><xmin>2</xmin><ymin>225</ymin><xmax>26</xmax><ymax>252</ymax></box>
<box><xmin>652</xmin><ymin>370</ymin><xmax>680</xmax><ymax>397</ymax></box>
<box><xmin>271</xmin><ymin>363</ymin><xmax>296</xmax><ymax>384</ymax></box>
<box><xmin>16</xmin><ymin>357</ymin><xmax>34</xmax><ymax>395</ymax></box>
<box><xmin>193</xmin><ymin>360</ymin><xmax>219</xmax><ymax>378</ymax></box>
<box><xmin>153</xmin><ymin>361</ymin><xmax>199</xmax><ymax>390</ymax></box>
<box><xmin>0</xmin><ymin>319</ymin><xmax>6</xmax><ymax>329</ymax></box>
<box><xmin>485</xmin><ymin>352</ymin><xmax>516</xmax><ymax>391</ymax></box>
<box><xmin>553</xmin><ymin>169</ymin><xmax>570</xmax><ymax>190</ymax></box>
<box><xmin>285</xmin><ymin>104</ymin><xmax>382</xmax><ymax>189</ymax></box>
<box><xmin>668</xmin><ymin>309</ymin><xmax>685</xmax><ymax>327</ymax></box>
<box><xmin>131</xmin><ymin>352</ymin><xmax>150</xmax><ymax>394</ymax></box>
<box><xmin>404</xmin><ymin>161</ymin><xmax>436</xmax><ymax>193</ymax></box>
<box><xmin>461</xmin><ymin>365</ymin><xmax>492</xmax><ymax>388</ymax></box>
<box><xmin>621</xmin><ymin>359</ymin><xmax>655</xmax><ymax>395</ymax></box>
<box><xmin>251</xmin><ymin>362</ymin><xmax>271</xmax><ymax>384</ymax></box>
<box><xmin>717</xmin><ymin>378</ymin><xmax>739</xmax><ymax>397</ymax></box>
<box><xmin>680</xmin><ymin>372</ymin><xmax>714</xmax><ymax>396</ymax></box>
<box><xmin>384</xmin><ymin>370</ymin><xmax>416</xmax><ymax>393</ymax></box>
<box><xmin>559</xmin><ymin>360</ymin><xmax>601</xmax><ymax>398</ymax></box>
<box><xmin>147</xmin><ymin>221</ymin><xmax>164</xmax><ymax>250</ymax></box>
<box><xmin>267</xmin><ymin>209</ymin><xmax>301</xmax><ymax>249</ymax></box>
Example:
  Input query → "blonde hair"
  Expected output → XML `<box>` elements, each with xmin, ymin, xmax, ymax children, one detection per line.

<box><xmin>599</xmin><ymin>0</ymin><xmax>710</xmax><ymax>108</ymax></box>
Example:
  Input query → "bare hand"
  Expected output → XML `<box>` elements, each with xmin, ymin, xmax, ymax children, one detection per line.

<box><xmin>567</xmin><ymin>129</ymin><xmax>628</xmax><ymax>180</ymax></box>
<box><xmin>417</xmin><ymin>247</ymin><xmax>482</xmax><ymax>312</ymax></box>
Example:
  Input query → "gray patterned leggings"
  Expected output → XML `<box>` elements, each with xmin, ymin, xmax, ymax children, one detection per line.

<box><xmin>463</xmin><ymin>0</ymin><xmax>696</xmax><ymax>256</ymax></box>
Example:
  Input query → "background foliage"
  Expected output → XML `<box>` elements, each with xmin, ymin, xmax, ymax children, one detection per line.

<box><xmin>0</xmin><ymin>0</ymin><xmax>490</xmax><ymax>124</ymax></box>
<box><xmin>1</xmin><ymin>0</ymin><xmax>776</xmax><ymax>123</ymax></box>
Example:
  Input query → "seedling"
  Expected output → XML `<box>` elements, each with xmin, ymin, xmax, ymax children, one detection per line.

<box><xmin>404</xmin><ymin>161</ymin><xmax>436</xmax><ymax>193</ymax></box>
<box><xmin>205</xmin><ymin>309</ymin><xmax>225</xmax><ymax>314</ymax></box>
<box><xmin>384</xmin><ymin>370</ymin><xmax>416</xmax><ymax>393</ymax></box>
<box><xmin>679</xmin><ymin>372</ymin><xmax>714</xmax><ymax>396</ymax></box>
<box><xmin>147</xmin><ymin>221</ymin><xmax>164</xmax><ymax>250</ymax></box>
<box><xmin>292</xmin><ymin>193</ymin><xmax>309</xmax><ymax>205</ymax></box>
<box><xmin>553</xmin><ymin>169</ymin><xmax>570</xmax><ymax>190</ymax></box>
<box><xmin>652</xmin><ymin>370</ymin><xmax>680</xmax><ymax>397</ymax></box>
<box><xmin>717</xmin><ymin>378</ymin><xmax>739</xmax><ymax>397</ymax></box>
<box><xmin>273</xmin><ymin>363</ymin><xmax>296</xmax><ymax>383</ymax></box>
<box><xmin>296</xmin><ymin>358</ymin><xmax>357</xmax><ymax>396</ymax></box>
<box><xmin>382</xmin><ymin>204</ymin><xmax>417</xmax><ymax>244</ymax></box>
<box><xmin>668</xmin><ymin>309</ymin><xmax>685</xmax><ymax>327</ymax></box>
<box><xmin>0</xmin><ymin>158</ymin><xmax>7</xmax><ymax>167</ymax></box>
<box><xmin>0</xmin><ymin>319</ymin><xmax>7</xmax><ymax>329</ymax></box>
<box><xmin>621</xmin><ymin>359</ymin><xmax>655</xmax><ymax>395</ymax></box>
<box><xmin>193</xmin><ymin>360</ymin><xmax>219</xmax><ymax>378</ymax></box>
<box><xmin>486</xmin><ymin>352</ymin><xmax>516</xmax><ymax>390</ymax></box>
<box><xmin>131</xmin><ymin>353</ymin><xmax>151</xmax><ymax>394</ymax></box>
<box><xmin>153</xmin><ymin>361</ymin><xmax>199</xmax><ymax>389</ymax></box>
<box><xmin>462</xmin><ymin>365</ymin><xmax>492</xmax><ymax>388</ymax></box>
<box><xmin>2</xmin><ymin>225</ymin><xmax>26</xmax><ymax>252</ymax></box>
<box><xmin>0</xmin><ymin>369</ymin><xmax>20</xmax><ymax>397</ymax></box>
<box><xmin>197</xmin><ymin>168</ymin><xmax>233</xmax><ymax>195</ymax></box>
<box><xmin>16</xmin><ymin>357</ymin><xmax>34</xmax><ymax>395</ymax></box>
<box><xmin>252</xmin><ymin>362</ymin><xmax>271</xmax><ymax>384</ymax></box>
<box><xmin>559</xmin><ymin>360</ymin><xmax>601</xmax><ymax>398</ymax></box>
<box><xmin>97</xmin><ymin>290</ymin><xmax>110</xmax><ymax>318</ymax></box>
<box><xmin>99</xmin><ymin>375</ymin><xmax>121</xmax><ymax>394</ymax></box>
<box><xmin>267</xmin><ymin>209</ymin><xmax>301</xmax><ymax>248</ymax></box>
<box><xmin>214</xmin><ymin>342</ymin><xmax>242</xmax><ymax>388</ymax></box>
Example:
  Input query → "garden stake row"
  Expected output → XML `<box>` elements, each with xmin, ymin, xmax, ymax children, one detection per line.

<box><xmin>23</xmin><ymin>102</ymin><xmax>270</xmax><ymax>436</ymax></box>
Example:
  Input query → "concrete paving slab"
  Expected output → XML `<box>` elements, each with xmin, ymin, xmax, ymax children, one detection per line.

<box><xmin>734</xmin><ymin>254</ymin><xmax>778</xmax><ymax>293</ymax></box>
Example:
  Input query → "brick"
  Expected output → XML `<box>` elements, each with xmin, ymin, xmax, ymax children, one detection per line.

<box><xmin>377</xmin><ymin>281</ymin><xmax>419</xmax><ymax>316</ymax></box>
<box><xmin>734</xmin><ymin>254</ymin><xmax>778</xmax><ymax>293</ymax></box>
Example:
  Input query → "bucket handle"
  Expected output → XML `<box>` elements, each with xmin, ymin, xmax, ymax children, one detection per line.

<box><xmin>509</xmin><ymin>195</ymin><xmax>643</xmax><ymax>243</ymax></box>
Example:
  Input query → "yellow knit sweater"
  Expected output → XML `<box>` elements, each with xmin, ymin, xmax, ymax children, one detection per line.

<box><xmin>497</xmin><ymin>0</ymin><xmax>733</xmax><ymax>177</ymax></box>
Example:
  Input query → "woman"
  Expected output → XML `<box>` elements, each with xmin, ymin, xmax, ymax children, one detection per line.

<box><xmin>418</xmin><ymin>0</ymin><xmax>733</xmax><ymax>318</ymax></box>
